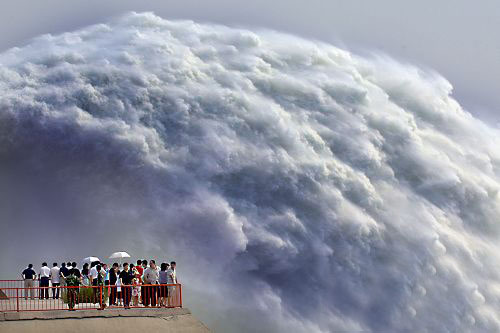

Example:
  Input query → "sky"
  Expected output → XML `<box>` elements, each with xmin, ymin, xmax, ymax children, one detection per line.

<box><xmin>1</xmin><ymin>0</ymin><xmax>499</xmax><ymax>123</ymax></box>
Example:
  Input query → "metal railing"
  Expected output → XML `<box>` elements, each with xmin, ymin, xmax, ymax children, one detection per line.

<box><xmin>0</xmin><ymin>281</ymin><xmax>182</xmax><ymax>312</ymax></box>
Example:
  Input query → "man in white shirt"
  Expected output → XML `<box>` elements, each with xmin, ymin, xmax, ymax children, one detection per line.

<box><xmin>166</xmin><ymin>261</ymin><xmax>177</xmax><ymax>306</ymax></box>
<box><xmin>89</xmin><ymin>262</ymin><xmax>98</xmax><ymax>283</ymax></box>
<box><xmin>167</xmin><ymin>262</ymin><xmax>177</xmax><ymax>284</ymax></box>
<box><xmin>39</xmin><ymin>262</ymin><xmax>51</xmax><ymax>299</ymax></box>
<box><xmin>89</xmin><ymin>262</ymin><xmax>99</xmax><ymax>303</ymax></box>
<box><xmin>143</xmin><ymin>260</ymin><xmax>160</xmax><ymax>307</ymax></box>
<box><xmin>49</xmin><ymin>263</ymin><xmax>60</xmax><ymax>299</ymax></box>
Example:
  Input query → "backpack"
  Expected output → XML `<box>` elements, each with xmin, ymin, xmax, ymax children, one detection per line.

<box><xmin>66</xmin><ymin>274</ymin><xmax>80</xmax><ymax>287</ymax></box>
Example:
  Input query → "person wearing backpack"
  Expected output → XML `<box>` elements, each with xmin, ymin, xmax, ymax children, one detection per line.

<box><xmin>95</xmin><ymin>265</ymin><xmax>107</xmax><ymax>310</ymax></box>
<box><xmin>66</xmin><ymin>262</ymin><xmax>81</xmax><ymax>310</ymax></box>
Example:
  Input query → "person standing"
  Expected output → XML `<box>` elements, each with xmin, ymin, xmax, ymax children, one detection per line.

<box><xmin>134</xmin><ymin>260</ymin><xmax>143</xmax><ymax>304</ymax></box>
<box><xmin>95</xmin><ymin>265</ymin><xmax>106</xmax><ymax>310</ymax></box>
<box><xmin>131</xmin><ymin>277</ymin><xmax>141</xmax><ymax>306</ymax></box>
<box><xmin>116</xmin><ymin>265</ymin><xmax>123</xmax><ymax>306</ymax></box>
<box><xmin>108</xmin><ymin>263</ymin><xmax>119</xmax><ymax>306</ymax></box>
<box><xmin>119</xmin><ymin>263</ymin><xmax>133</xmax><ymax>309</ymax></box>
<box><xmin>158</xmin><ymin>263</ymin><xmax>169</xmax><ymax>307</ymax></box>
<box><xmin>59</xmin><ymin>262</ymin><xmax>69</xmax><ymax>298</ymax></box>
<box><xmin>21</xmin><ymin>264</ymin><xmax>36</xmax><ymax>300</ymax></box>
<box><xmin>66</xmin><ymin>262</ymin><xmax>81</xmax><ymax>311</ymax></box>
<box><xmin>143</xmin><ymin>260</ymin><xmax>160</xmax><ymax>307</ymax></box>
<box><xmin>39</xmin><ymin>262</ymin><xmax>50</xmax><ymax>299</ymax></box>
<box><xmin>50</xmin><ymin>263</ymin><xmax>60</xmax><ymax>299</ymax></box>
<box><xmin>103</xmin><ymin>263</ymin><xmax>109</xmax><ymax>287</ymax></box>
<box><xmin>140</xmin><ymin>259</ymin><xmax>147</xmax><ymax>305</ymax></box>
<box><xmin>166</xmin><ymin>262</ymin><xmax>177</xmax><ymax>306</ymax></box>
<box><xmin>90</xmin><ymin>262</ymin><xmax>99</xmax><ymax>303</ymax></box>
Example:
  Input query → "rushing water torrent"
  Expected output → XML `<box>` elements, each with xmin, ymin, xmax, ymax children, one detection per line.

<box><xmin>1</xmin><ymin>12</ymin><xmax>500</xmax><ymax>332</ymax></box>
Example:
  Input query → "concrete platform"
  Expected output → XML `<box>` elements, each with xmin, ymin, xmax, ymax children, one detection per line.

<box><xmin>0</xmin><ymin>308</ymin><xmax>210</xmax><ymax>332</ymax></box>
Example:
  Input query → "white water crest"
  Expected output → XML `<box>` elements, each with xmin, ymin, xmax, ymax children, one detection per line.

<box><xmin>1</xmin><ymin>12</ymin><xmax>500</xmax><ymax>332</ymax></box>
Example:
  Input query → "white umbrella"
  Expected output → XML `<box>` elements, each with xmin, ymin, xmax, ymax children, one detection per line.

<box><xmin>82</xmin><ymin>256</ymin><xmax>101</xmax><ymax>266</ymax></box>
<box><xmin>109</xmin><ymin>251</ymin><xmax>131</xmax><ymax>267</ymax></box>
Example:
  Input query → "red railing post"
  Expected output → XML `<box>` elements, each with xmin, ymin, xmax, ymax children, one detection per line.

<box><xmin>16</xmin><ymin>288</ymin><xmax>19</xmax><ymax>312</ymax></box>
<box><xmin>179</xmin><ymin>284</ymin><xmax>182</xmax><ymax>308</ymax></box>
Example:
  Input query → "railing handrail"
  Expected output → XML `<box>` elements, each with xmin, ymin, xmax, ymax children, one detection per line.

<box><xmin>0</xmin><ymin>283</ymin><xmax>181</xmax><ymax>289</ymax></box>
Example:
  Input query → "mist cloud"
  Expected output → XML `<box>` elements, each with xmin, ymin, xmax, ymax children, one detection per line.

<box><xmin>1</xmin><ymin>12</ymin><xmax>500</xmax><ymax>332</ymax></box>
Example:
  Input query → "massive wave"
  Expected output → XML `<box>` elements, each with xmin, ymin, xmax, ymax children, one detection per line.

<box><xmin>1</xmin><ymin>12</ymin><xmax>500</xmax><ymax>332</ymax></box>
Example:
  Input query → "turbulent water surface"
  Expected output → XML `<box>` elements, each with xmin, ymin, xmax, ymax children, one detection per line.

<box><xmin>1</xmin><ymin>12</ymin><xmax>500</xmax><ymax>332</ymax></box>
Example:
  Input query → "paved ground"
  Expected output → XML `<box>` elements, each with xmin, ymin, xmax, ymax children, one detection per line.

<box><xmin>0</xmin><ymin>308</ymin><xmax>210</xmax><ymax>332</ymax></box>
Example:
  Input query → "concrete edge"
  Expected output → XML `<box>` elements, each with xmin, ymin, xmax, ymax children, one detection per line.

<box><xmin>1</xmin><ymin>308</ymin><xmax>190</xmax><ymax>321</ymax></box>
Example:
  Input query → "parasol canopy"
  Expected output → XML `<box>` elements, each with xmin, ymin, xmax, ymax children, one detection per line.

<box><xmin>109</xmin><ymin>251</ymin><xmax>131</xmax><ymax>259</ymax></box>
<box><xmin>82</xmin><ymin>256</ymin><xmax>101</xmax><ymax>266</ymax></box>
<box><xmin>109</xmin><ymin>251</ymin><xmax>131</xmax><ymax>266</ymax></box>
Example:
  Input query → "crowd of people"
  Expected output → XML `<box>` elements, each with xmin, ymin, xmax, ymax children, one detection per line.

<box><xmin>21</xmin><ymin>259</ymin><xmax>178</xmax><ymax>310</ymax></box>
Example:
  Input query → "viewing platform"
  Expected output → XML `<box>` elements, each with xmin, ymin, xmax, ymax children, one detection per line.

<box><xmin>0</xmin><ymin>280</ymin><xmax>210</xmax><ymax>332</ymax></box>
<box><xmin>0</xmin><ymin>307</ymin><xmax>210</xmax><ymax>332</ymax></box>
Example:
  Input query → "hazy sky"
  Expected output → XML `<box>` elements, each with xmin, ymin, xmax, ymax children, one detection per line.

<box><xmin>1</xmin><ymin>0</ymin><xmax>499</xmax><ymax>121</ymax></box>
